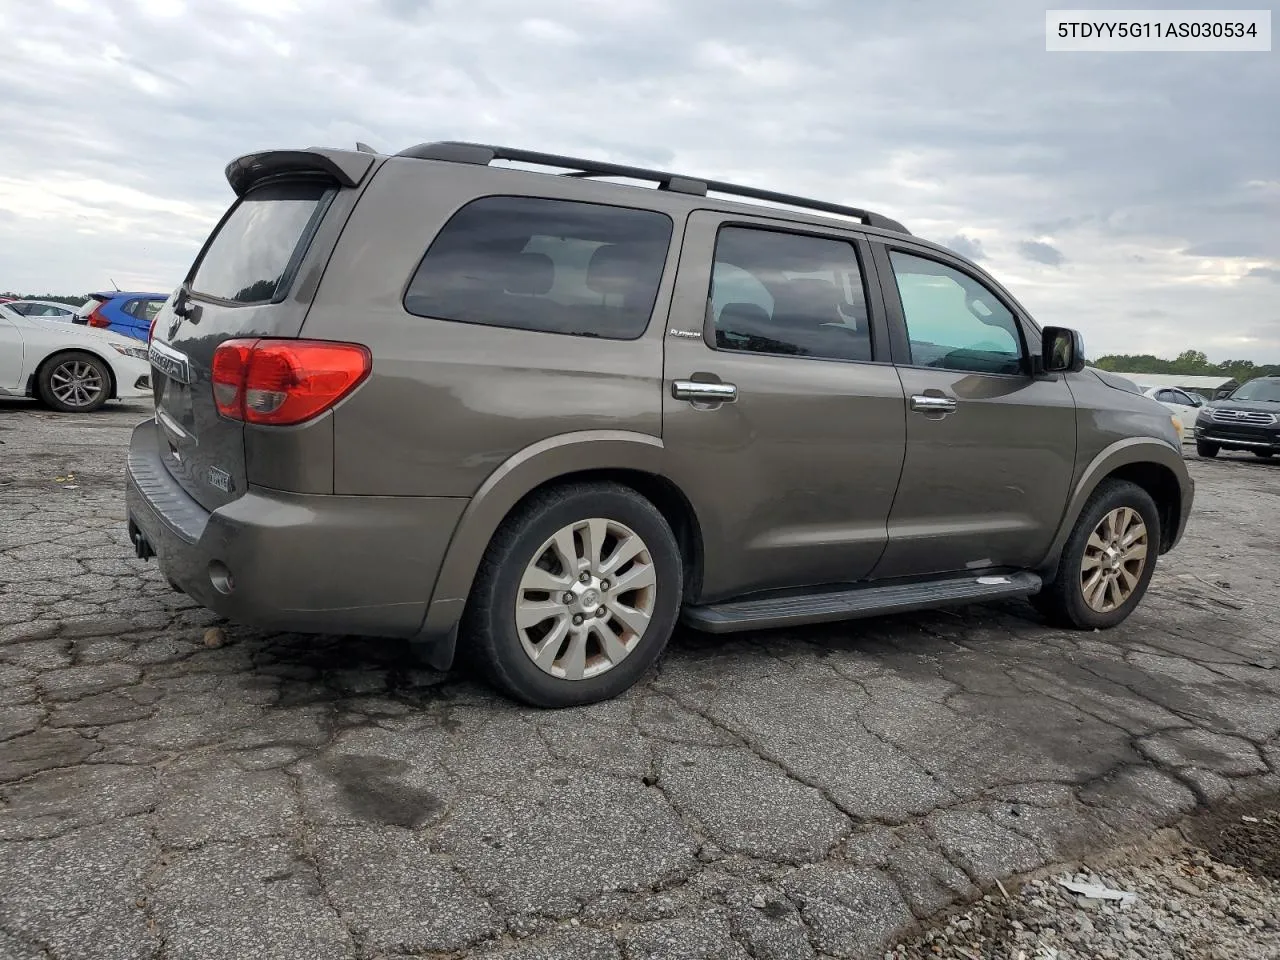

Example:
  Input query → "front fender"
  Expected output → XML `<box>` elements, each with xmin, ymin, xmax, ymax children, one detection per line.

<box><xmin>1041</xmin><ymin>436</ymin><xmax>1193</xmax><ymax>579</ymax></box>
<box><xmin>411</xmin><ymin>430</ymin><xmax>665</xmax><ymax>667</ymax></box>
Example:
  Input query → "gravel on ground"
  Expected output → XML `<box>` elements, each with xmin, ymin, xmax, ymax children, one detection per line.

<box><xmin>890</xmin><ymin>792</ymin><xmax>1280</xmax><ymax>959</ymax></box>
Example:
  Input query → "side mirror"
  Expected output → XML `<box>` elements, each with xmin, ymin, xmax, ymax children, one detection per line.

<box><xmin>1041</xmin><ymin>326</ymin><xmax>1086</xmax><ymax>373</ymax></box>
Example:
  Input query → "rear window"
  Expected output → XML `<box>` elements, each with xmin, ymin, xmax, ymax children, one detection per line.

<box><xmin>75</xmin><ymin>296</ymin><xmax>106</xmax><ymax>318</ymax></box>
<box><xmin>404</xmin><ymin>196</ymin><xmax>672</xmax><ymax>340</ymax></box>
<box><xmin>190</xmin><ymin>181</ymin><xmax>332</xmax><ymax>304</ymax></box>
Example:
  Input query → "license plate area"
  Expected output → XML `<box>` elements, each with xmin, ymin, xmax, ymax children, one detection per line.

<box><xmin>156</xmin><ymin>377</ymin><xmax>196</xmax><ymax>442</ymax></box>
<box><xmin>151</xmin><ymin>341</ymin><xmax>199</xmax><ymax>444</ymax></box>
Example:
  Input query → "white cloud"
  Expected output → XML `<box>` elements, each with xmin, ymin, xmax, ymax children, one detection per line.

<box><xmin>0</xmin><ymin>0</ymin><xmax>1276</xmax><ymax>358</ymax></box>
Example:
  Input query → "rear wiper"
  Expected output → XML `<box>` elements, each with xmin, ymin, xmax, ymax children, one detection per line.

<box><xmin>172</xmin><ymin>282</ymin><xmax>196</xmax><ymax>321</ymax></box>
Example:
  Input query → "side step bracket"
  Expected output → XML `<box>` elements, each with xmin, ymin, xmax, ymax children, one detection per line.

<box><xmin>682</xmin><ymin>572</ymin><xmax>1042</xmax><ymax>634</ymax></box>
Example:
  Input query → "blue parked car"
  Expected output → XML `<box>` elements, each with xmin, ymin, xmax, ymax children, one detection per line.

<box><xmin>73</xmin><ymin>291</ymin><xmax>169</xmax><ymax>341</ymax></box>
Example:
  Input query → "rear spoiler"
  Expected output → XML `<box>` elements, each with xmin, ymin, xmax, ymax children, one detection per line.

<box><xmin>224</xmin><ymin>148</ymin><xmax>377</xmax><ymax>197</ymax></box>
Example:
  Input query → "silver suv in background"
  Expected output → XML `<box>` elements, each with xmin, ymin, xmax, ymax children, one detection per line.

<box><xmin>126</xmin><ymin>142</ymin><xmax>1193</xmax><ymax>707</ymax></box>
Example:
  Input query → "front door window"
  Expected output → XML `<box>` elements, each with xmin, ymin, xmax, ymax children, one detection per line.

<box><xmin>888</xmin><ymin>251</ymin><xmax>1024</xmax><ymax>375</ymax></box>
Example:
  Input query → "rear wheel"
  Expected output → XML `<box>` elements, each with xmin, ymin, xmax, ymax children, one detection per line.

<box><xmin>37</xmin><ymin>351</ymin><xmax>112</xmax><ymax>412</ymax></box>
<box><xmin>1195</xmin><ymin>440</ymin><xmax>1219</xmax><ymax>458</ymax></box>
<box><xmin>464</xmin><ymin>482</ymin><xmax>683</xmax><ymax>707</ymax></box>
<box><xmin>1032</xmin><ymin>479</ymin><xmax>1160</xmax><ymax>630</ymax></box>
<box><xmin>1253</xmin><ymin>451</ymin><xmax>1274</xmax><ymax>459</ymax></box>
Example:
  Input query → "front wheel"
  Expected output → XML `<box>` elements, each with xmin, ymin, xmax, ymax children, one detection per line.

<box><xmin>1196</xmin><ymin>440</ymin><xmax>1219</xmax><ymax>458</ymax></box>
<box><xmin>1032</xmin><ymin>480</ymin><xmax>1160</xmax><ymax>630</ymax></box>
<box><xmin>37</xmin><ymin>351</ymin><xmax>111</xmax><ymax>412</ymax></box>
<box><xmin>464</xmin><ymin>482</ymin><xmax>683</xmax><ymax>707</ymax></box>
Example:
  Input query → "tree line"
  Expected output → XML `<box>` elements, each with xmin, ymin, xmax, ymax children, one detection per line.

<box><xmin>1</xmin><ymin>293</ymin><xmax>89</xmax><ymax>307</ymax></box>
<box><xmin>1092</xmin><ymin>350</ymin><xmax>1280</xmax><ymax>383</ymax></box>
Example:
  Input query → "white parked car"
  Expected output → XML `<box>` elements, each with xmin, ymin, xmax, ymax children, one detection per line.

<box><xmin>0</xmin><ymin>304</ymin><xmax>152</xmax><ymax>411</ymax></box>
<box><xmin>4</xmin><ymin>299</ymin><xmax>80</xmax><ymax>323</ymax></box>
<box><xmin>1139</xmin><ymin>385</ymin><xmax>1205</xmax><ymax>437</ymax></box>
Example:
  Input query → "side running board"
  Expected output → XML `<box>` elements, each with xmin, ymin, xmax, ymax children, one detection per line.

<box><xmin>682</xmin><ymin>572</ymin><xmax>1042</xmax><ymax>634</ymax></box>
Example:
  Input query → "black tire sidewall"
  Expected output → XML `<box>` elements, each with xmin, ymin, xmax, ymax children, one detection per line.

<box><xmin>471</xmin><ymin>485</ymin><xmax>682</xmax><ymax>707</ymax></box>
<box><xmin>1057</xmin><ymin>481</ymin><xmax>1161</xmax><ymax>629</ymax></box>
<box><xmin>1196</xmin><ymin>440</ymin><xmax>1219</xmax><ymax>457</ymax></box>
<box><xmin>39</xmin><ymin>352</ymin><xmax>111</xmax><ymax>412</ymax></box>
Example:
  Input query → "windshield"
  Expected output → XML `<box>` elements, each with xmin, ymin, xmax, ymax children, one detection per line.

<box><xmin>1229</xmin><ymin>379</ymin><xmax>1280</xmax><ymax>403</ymax></box>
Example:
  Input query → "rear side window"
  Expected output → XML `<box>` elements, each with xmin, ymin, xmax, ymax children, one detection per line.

<box><xmin>190</xmin><ymin>181</ymin><xmax>332</xmax><ymax>305</ymax></box>
<box><xmin>404</xmin><ymin>197</ymin><xmax>672</xmax><ymax>339</ymax></box>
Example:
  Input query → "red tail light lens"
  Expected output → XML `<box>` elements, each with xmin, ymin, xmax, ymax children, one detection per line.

<box><xmin>86</xmin><ymin>306</ymin><xmax>109</xmax><ymax>328</ymax></box>
<box><xmin>148</xmin><ymin>315</ymin><xmax>158</xmax><ymax>344</ymax></box>
<box><xmin>210</xmin><ymin>339</ymin><xmax>371</xmax><ymax>425</ymax></box>
<box><xmin>211</xmin><ymin>339</ymin><xmax>255</xmax><ymax>418</ymax></box>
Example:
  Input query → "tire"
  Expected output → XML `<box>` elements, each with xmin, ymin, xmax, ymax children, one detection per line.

<box><xmin>1196</xmin><ymin>440</ymin><xmax>1219</xmax><ymax>458</ymax></box>
<box><xmin>1031</xmin><ymin>479</ymin><xmax>1161</xmax><ymax>630</ymax></box>
<box><xmin>463</xmin><ymin>482</ymin><xmax>683</xmax><ymax>707</ymax></box>
<box><xmin>1253</xmin><ymin>451</ymin><xmax>1274</xmax><ymax>459</ymax></box>
<box><xmin>37</xmin><ymin>351</ymin><xmax>112</xmax><ymax>412</ymax></box>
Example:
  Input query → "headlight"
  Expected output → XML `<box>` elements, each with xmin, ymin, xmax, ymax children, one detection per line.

<box><xmin>111</xmin><ymin>343</ymin><xmax>148</xmax><ymax>361</ymax></box>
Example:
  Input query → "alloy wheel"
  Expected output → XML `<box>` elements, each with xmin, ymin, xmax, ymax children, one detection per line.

<box><xmin>50</xmin><ymin>360</ymin><xmax>105</xmax><ymax>408</ymax></box>
<box><xmin>514</xmin><ymin>517</ymin><xmax>657</xmax><ymax>681</ymax></box>
<box><xmin>1080</xmin><ymin>506</ymin><xmax>1149</xmax><ymax>613</ymax></box>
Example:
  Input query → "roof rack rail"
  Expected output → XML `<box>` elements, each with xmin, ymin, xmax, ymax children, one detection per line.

<box><xmin>395</xmin><ymin>141</ymin><xmax>909</xmax><ymax>235</ymax></box>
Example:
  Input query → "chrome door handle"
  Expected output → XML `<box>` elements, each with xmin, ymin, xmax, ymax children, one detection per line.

<box><xmin>910</xmin><ymin>394</ymin><xmax>957</xmax><ymax>414</ymax></box>
<box><xmin>672</xmin><ymin>380</ymin><xmax>738</xmax><ymax>403</ymax></box>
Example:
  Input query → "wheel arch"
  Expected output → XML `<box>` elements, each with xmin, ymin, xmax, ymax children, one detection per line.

<box><xmin>411</xmin><ymin>431</ymin><xmax>704</xmax><ymax>668</ymax></box>
<box><xmin>1040</xmin><ymin>437</ymin><xmax>1191</xmax><ymax>582</ymax></box>
<box><xmin>33</xmin><ymin>347</ymin><xmax>119</xmax><ymax>401</ymax></box>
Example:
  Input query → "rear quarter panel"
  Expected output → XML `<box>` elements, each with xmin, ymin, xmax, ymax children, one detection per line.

<box><xmin>304</xmin><ymin>159</ymin><xmax>687</xmax><ymax>498</ymax></box>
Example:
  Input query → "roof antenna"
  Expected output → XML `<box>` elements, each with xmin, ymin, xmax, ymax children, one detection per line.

<box><xmin>109</xmin><ymin>278</ymin><xmax>120</xmax><ymax>291</ymax></box>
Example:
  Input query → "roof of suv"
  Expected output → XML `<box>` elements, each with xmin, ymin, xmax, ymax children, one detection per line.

<box><xmin>393</xmin><ymin>141</ymin><xmax>912</xmax><ymax>235</ymax></box>
<box><xmin>230</xmin><ymin>141</ymin><xmax>954</xmax><ymax>255</ymax></box>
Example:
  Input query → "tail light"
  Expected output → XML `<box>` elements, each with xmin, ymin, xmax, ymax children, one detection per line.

<box><xmin>86</xmin><ymin>305</ymin><xmax>110</xmax><ymax>328</ymax></box>
<box><xmin>211</xmin><ymin>339</ymin><xmax>371</xmax><ymax>426</ymax></box>
<box><xmin>147</xmin><ymin>315</ymin><xmax>158</xmax><ymax>344</ymax></box>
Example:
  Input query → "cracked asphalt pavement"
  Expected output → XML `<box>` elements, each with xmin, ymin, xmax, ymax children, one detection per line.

<box><xmin>2</xmin><ymin>400</ymin><xmax>1279</xmax><ymax>960</ymax></box>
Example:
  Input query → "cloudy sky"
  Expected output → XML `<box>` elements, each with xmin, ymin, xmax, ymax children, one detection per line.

<box><xmin>1</xmin><ymin>0</ymin><xmax>1276</xmax><ymax>360</ymax></box>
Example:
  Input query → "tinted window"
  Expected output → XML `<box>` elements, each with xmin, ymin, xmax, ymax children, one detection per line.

<box><xmin>142</xmin><ymin>299</ymin><xmax>164</xmax><ymax>321</ymax></box>
<box><xmin>1155</xmin><ymin>389</ymin><xmax>1176</xmax><ymax>403</ymax></box>
<box><xmin>709</xmin><ymin>227</ymin><xmax>871</xmax><ymax>362</ymax></box>
<box><xmin>889</xmin><ymin>251</ymin><xmax>1024</xmax><ymax>375</ymax></box>
<box><xmin>191</xmin><ymin>181</ymin><xmax>331</xmax><ymax>304</ymax></box>
<box><xmin>404</xmin><ymin>197</ymin><xmax>672</xmax><ymax>339</ymax></box>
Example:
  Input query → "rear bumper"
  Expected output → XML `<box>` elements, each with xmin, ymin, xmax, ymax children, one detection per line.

<box><xmin>125</xmin><ymin>419</ymin><xmax>467</xmax><ymax>637</ymax></box>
